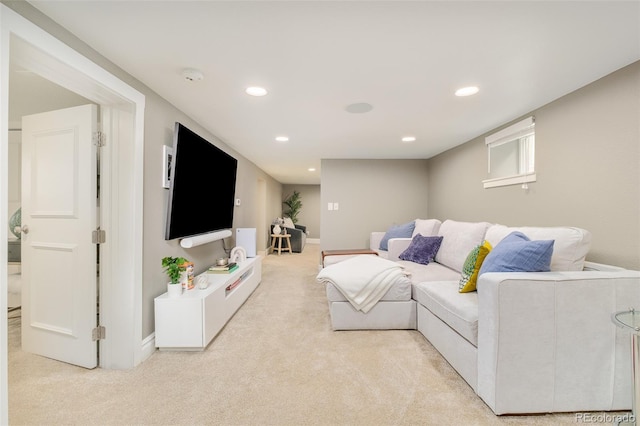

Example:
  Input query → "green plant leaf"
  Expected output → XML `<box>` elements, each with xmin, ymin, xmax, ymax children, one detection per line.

<box><xmin>282</xmin><ymin>190</ymin><xmax>303</xmax><ymax>224</ymax></box>
<box><xmin>161</xmin><ymin>256</ymin><xmax>189</xmax><ymax>284</ymax></box>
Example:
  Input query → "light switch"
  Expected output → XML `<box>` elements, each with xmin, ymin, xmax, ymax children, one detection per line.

<box><xmin>327</xmin><ymin>202</ymin><xmax>334</xmax><ymax>211</ymax></box>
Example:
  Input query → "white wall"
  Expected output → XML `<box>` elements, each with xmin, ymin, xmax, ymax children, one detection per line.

<box><xmin>7</xmin><ymin>130</ymin><xmax>19</xmax><ymax>237</ymax></box>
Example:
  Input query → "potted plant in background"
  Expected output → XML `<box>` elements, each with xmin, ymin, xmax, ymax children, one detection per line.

<box><xmin>283</xmin><ymin>190</ymin><xmax>303</xmax><ymax>224</ymax></box>
<box><xmin>162</xmin><ymin>256</ymin><xmax>189</xmax><ymax>297</ymax></box>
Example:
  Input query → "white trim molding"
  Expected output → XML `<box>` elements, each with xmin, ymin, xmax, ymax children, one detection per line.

<box><xmin>485</xmin><ymin>116</ymin><xmax>534</xmax><ymax>146</ymax></box>
<box><xmin>482</xmin><ymin>172</ymin><xmax>537</xmax><ymax>189</ymax></box>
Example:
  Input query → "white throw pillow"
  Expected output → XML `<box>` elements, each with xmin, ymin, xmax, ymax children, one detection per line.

<box><xmin>283</xmin><ymin>217</ymin><xmax>295</xmax><ymax>229</ymax></box>
<box><xmin>435</xmin><ymin>220</ymin><xmax>491</xmax><ymax>273</ymax></box>
<box><xmin>412</xmin><ymin>219</ymin><xmax>442</xmax><ymax>237</ymax></box>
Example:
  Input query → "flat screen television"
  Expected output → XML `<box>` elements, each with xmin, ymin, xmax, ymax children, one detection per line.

<box><xmin>164</xmin><ymin>122</ymin><xmax>238</xmax><ymax>240</ymax></box>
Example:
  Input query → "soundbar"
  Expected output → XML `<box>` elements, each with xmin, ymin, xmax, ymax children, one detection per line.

<box><xmin>180</xmin><ymin>229</ymin><xmax>232</xmax><ymax>248</ymax></box>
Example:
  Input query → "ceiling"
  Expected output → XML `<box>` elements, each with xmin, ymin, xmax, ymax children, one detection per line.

<box><xmin>26</xmin><ymin>1</ymin><xmax>640</xmax><ymax>185</ymax></box>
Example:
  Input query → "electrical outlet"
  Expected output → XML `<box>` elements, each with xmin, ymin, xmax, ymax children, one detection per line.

<box><xmin>333</xmin><ymin>203</ymin><xmax>339</xmax><ymax>211</ymax></box>
<box><xmin>235</xmin><ymin>198</ymin><xmax>241</xmax><ymax>206</ymax></box>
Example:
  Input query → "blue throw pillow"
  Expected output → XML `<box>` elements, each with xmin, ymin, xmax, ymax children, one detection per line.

<box><xmin>399</xmin><ymin>234</ymin><xmax>444</xmax><ymax>265</ymax></box>
<box><xmin>479</xmin><ymin>231</ymin><xmax>554</xmax><ymax>275</ymax></box>
<box><xmin>379</xmin><ymin>221</ymin><xmax>416</xmax><ymax>251</ymax></box>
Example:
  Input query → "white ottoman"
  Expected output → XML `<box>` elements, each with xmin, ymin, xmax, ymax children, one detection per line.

<box><xmin>326</xmin><ymin>281</ymin><xmax>416</xmax><ymax>330</ymax></box>
<box><xmin>320</xmin><ymin>252</ymin><xmax>417</xmax><ymax>330</ymax></box>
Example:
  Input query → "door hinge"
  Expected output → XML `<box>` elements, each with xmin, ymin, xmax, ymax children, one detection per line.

<box><xmin>93</xmin><ymin>131</ymin><xmax>105</xmax><ymax>147</ymax></box>
<box><xmin>92</xmin><ymin>228</ymin><xmax>106</xmax><ymax>244</ymax></box>
<box><xmin>92</xmin><ymin>326</ymin><xmax>106</xmax><ymax>341</ymax></box>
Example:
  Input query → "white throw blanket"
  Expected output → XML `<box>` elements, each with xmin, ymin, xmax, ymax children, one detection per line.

<box><xmin>316</xmin><ymin>255</ymin><xmax>410</xmax><ymax>313</ymax></box>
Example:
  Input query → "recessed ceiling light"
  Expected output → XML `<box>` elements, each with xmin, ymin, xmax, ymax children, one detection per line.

<box><xmin>345</xmin><ymin>102</ymin><xmax>373</xmax><ymax>113</ymax></box>
<box><xmin>246</xmin><ymin>86</ymin><xmax>268</xmax><ymax>96</ymax></box>
<box><xmin>308</xmin><ymin>168</ymin><xmax>316</xmax><ymax>172</ymax></box>
<box><xmin>455</xmin><ymin>86</ymin><xmax>479</xmax><ymax>97</ymax></box>
<box><xmin>402</xmin><ymin>136</ymin><xmax>416</xmax><ymax>143</ymax></box>
<box><xmin>275</xmin><ymin>136</ymin><xmax>289</xmax><ymax>142</ymax></box>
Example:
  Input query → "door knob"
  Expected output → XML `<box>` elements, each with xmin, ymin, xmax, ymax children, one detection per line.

<box><xmin>17</xmin><ymin>224</ymin><xmax>29</xmax><ymax>235</ymax></box>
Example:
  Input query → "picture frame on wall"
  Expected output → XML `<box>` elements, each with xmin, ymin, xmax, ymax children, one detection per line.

<box><xmin>162</xmin><ymin>145</ymin><xmax>173</xmax><ymax>189</ymax></box>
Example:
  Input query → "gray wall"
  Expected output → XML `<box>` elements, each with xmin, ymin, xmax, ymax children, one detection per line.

<box><xmin>7</xmin><ymin>2</ymin><xmax>284</xmax><ymax>338</ymax></box>
<box><xmin>282</xmin><ymin>184</ymin><xmax>320</xmax><ymax>239</ymax></box>
<box><xmin>427</xmin><ymin>61</ymin><xmax>640</xmax><ymax>269</ymax></box>
<box><xmin>320</xmin><ymin>159</ymin><xmax>429</xmax><ymax>251</ymax></box>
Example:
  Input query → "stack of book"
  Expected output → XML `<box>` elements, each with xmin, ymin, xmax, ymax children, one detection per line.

<box><xmin>207</xmin><ymin>262</ymin><xmax>239</xmax><ymax>274</ymax></box>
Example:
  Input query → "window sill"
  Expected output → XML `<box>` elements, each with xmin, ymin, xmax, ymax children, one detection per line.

<box><xmin>482</xmin><ymin>173</ymin><xmax>536</xmax><ymax>189</ymax></box>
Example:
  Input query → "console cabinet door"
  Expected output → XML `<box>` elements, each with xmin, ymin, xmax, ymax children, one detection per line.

<box><xmin>203</xmin><ymin>286</ymin><xmax>226</xmax><ymax>345</ymax></box>
<box><xmin>155</xmin><ymin>297</ymin><xmax>203</xmax><ymax>348</ymax></box>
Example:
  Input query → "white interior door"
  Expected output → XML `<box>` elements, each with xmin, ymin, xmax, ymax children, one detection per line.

<box><xmin>21</xmin><ymin>104</ymin><xmax>99</xmax><ymax>369</ymax></box>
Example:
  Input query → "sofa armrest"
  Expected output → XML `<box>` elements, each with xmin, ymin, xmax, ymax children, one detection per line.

<box><xmin>476</xmin><ymin>269</ymin><xmax>640</xmax><ymax>414</ymax></box>
<box><xmin>370</xmin><ymin>232</ymin><xmax>385</xmax><ymax>251</ymax></box>
<box><xmin>295</xmin><ymin>224</ymin><xmax>307</xmax><ymax>234</ymax></box>
<box><xmin>387</xmin><ymin>238</ymin><xmax>412</xmax><ymax>261</ymax></box>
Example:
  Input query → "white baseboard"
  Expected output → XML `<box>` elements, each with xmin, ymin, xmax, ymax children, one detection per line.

<box><xmin>141</xmin><ymin>332</ymin><xmax>156</xmax><ymax>362</ymax></box>
<box><xmin>307</xmin><ymin>238</ymin><xmax>320</xmax><ymax>244</ymax></box>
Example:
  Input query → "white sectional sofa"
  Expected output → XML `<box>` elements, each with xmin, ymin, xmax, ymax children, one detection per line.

<box><xmin>325</xmin><ymin>219</ymin><xmax>640</xmax><ymax>415</ymax></box>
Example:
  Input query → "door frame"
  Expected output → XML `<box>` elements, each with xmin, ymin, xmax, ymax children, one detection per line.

<box><xmin>1</xmin><ymin>4</ymin><xmax>145</xmax><ymax>422</ymax></box>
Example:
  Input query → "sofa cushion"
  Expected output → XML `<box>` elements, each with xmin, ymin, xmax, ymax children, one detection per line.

<box><xmin>379</xmin><ymin>221</ymin><xmax>415</xmax><ymax>251</ymax></box>
<box><xmin>413</xmin><ymin>281</ymin><xmax>479</xmax><ymax>346</ymax></box>
<box><xmin>459</xmin><ymin>240</ymin><xmax>493</xmax><ymax>293</ymax></box>
<box><xmin>484</xmin><ymin>225</ymin><xmax>590</xmax><ymax>271</ymax></box>
<box><xmin>412</xmin><ymin>219</ymin><xmax>442</xmax><ymax>238</ymax></box>
<box><xmin>435</xmin><ymin>220</ymin><xmax>491</xmax><ymax>273</ymax></box>
<box><xmin>398</xmin><ymin>234</ymin><xmax>443</xmax><ymax>265</ymax></box>
<box><xmin>398</xmin><ymin>260</ymin><xmax>461</xmax><ymax>284</ymax></box>
<box><xmin>479</xmin><ymin>231</ymin><xmax>554</xmax><ymax>275</ymax></box>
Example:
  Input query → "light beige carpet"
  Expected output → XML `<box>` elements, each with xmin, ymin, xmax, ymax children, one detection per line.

<box><xmin>8</xmin><ymin>245</ymin><xmax>593</xmax><ymax>425</ymax></box>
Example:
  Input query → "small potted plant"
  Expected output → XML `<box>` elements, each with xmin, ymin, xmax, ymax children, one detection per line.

<box><xmin>162</xmin><ymin>256</ymin><xmax>189</xmax><ymax>297</ymax></box>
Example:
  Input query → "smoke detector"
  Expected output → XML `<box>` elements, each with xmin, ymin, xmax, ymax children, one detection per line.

<box><xmin>182</xmin><ymin>68</ymin><xmax>204</xmax><ymax>82</ymax></box>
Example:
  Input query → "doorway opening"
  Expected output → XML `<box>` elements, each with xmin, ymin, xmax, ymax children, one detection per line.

<box><xmin>2</xmin><ymin>3</ymin><xmax>146</xmax><ymax>409</ymax></box>
<box><xmin>2</xmin><ymin>7</ymin><xmax>145</xmax><ymax>421</ymax></box>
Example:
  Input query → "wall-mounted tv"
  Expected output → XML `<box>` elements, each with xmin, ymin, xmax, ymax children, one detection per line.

<box><xmin>164</xmin><ymin>122</ymin><xmax>238</xmax><ymax>240</ymax></box>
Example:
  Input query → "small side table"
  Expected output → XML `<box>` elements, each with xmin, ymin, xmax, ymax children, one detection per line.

<box><xmin>612</xmin><ymin>308</ymin><xmax>640</xmax><ymax>426</ymax></box>
<box><xmin>270</xmin><ymin>233</ymin><xmax>292</xmax><ymax>255</ymax></box>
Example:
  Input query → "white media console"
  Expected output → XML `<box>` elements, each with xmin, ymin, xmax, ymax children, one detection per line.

<box><xmin>154</xmin><ymin>256</ymin><xmax>262</xmax><ymax>350</ymax></box>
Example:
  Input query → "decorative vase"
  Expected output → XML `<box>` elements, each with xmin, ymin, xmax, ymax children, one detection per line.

<box><xmin>167</xmin><ymin>283</ymin><xmax>182</xmax><ymax>298</ymax></box>
<box><xmin>273</xmin><ymin>224</ymin><xmax>281</xmax><ymax>235</ymax></box>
